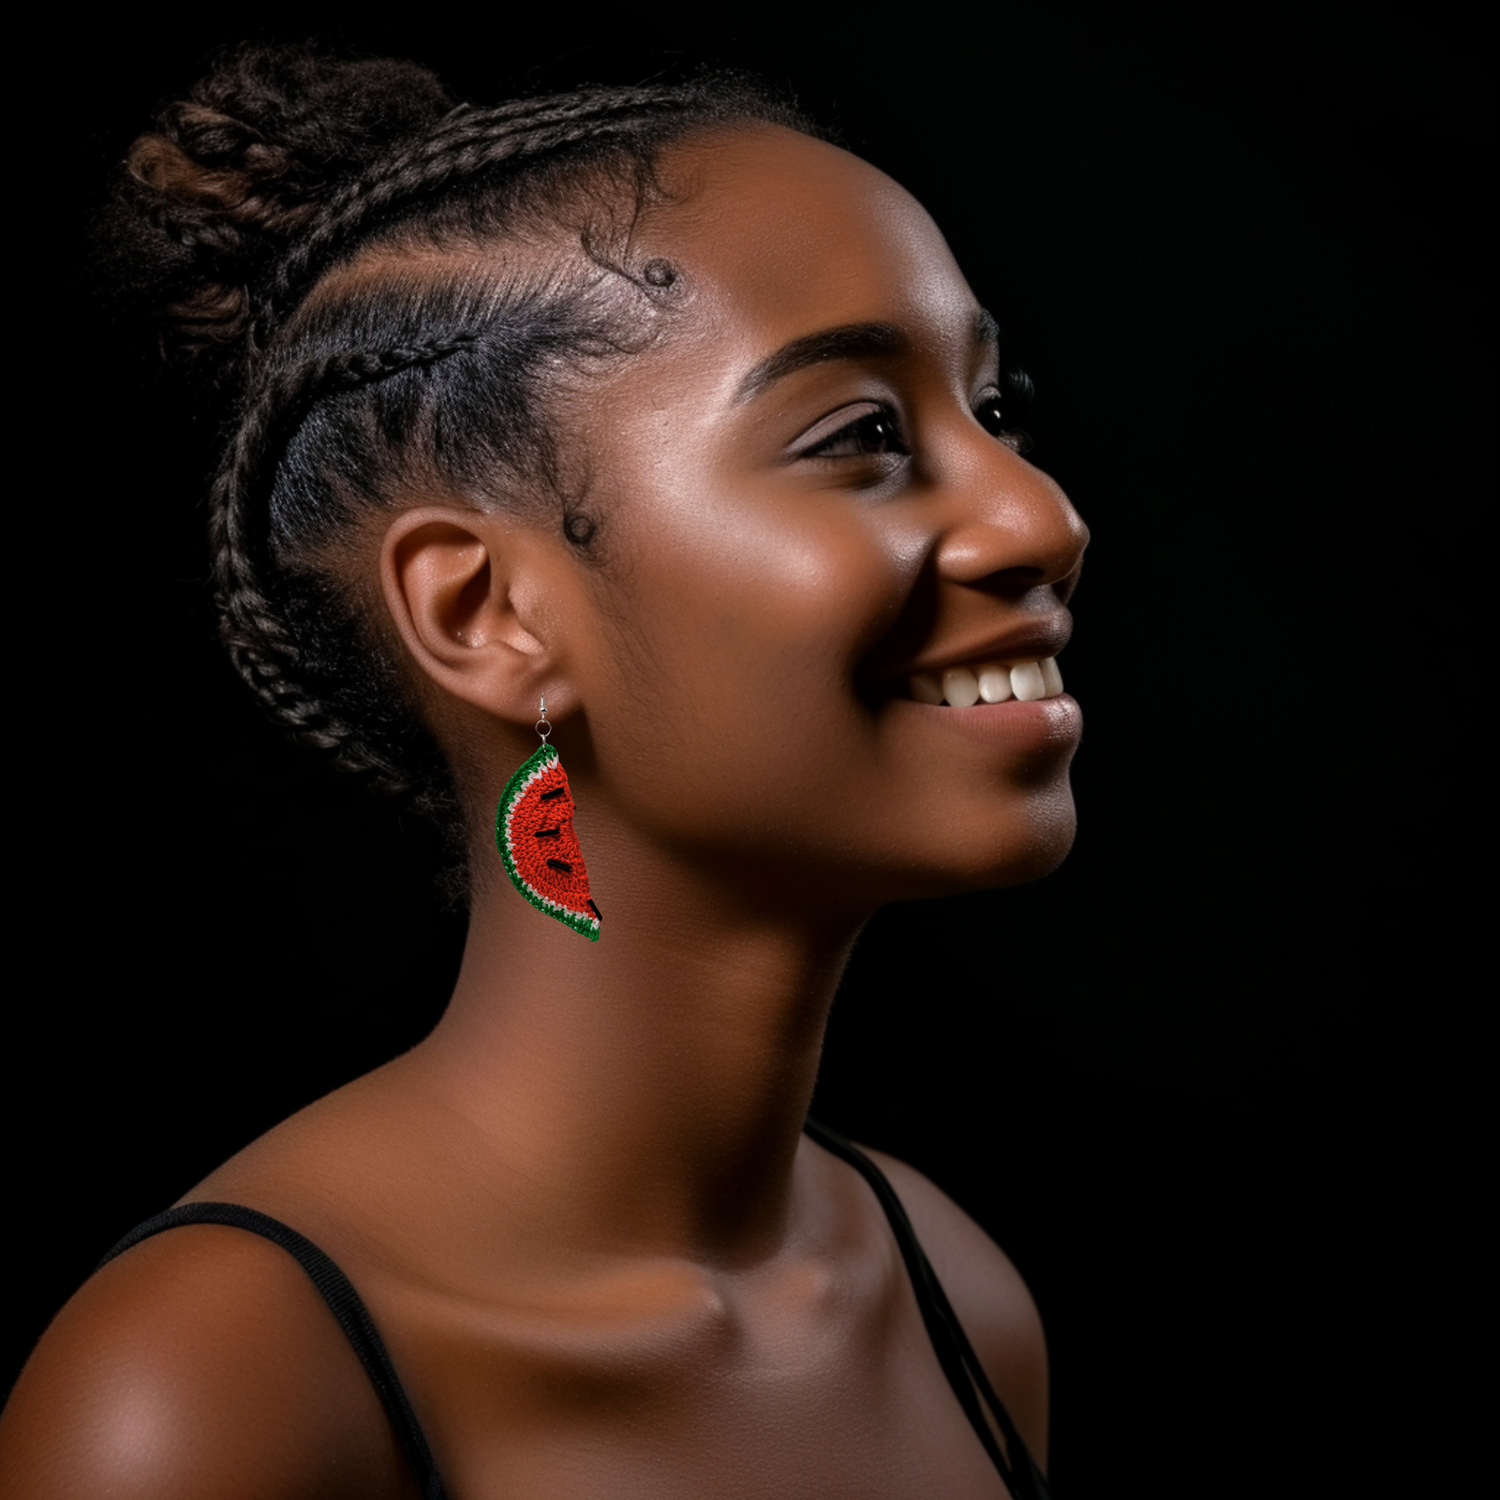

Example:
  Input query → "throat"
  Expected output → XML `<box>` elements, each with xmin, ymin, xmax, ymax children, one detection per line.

<box><xmin>412</xmin><ymin>882</ymin><xmax>860</xmax><ymax>1263</ymax></box>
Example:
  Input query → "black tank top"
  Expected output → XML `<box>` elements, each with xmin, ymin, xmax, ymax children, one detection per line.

<box><xmin>98</xmin><ymin>1119</ymin><xmax>1050</xmax><ymax>1500</ymax></box>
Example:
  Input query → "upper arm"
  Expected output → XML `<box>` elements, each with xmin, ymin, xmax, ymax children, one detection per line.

<box><xmin>862</xmin><ymin>1147</ymin><xmax>1050</xmax><ymax>1471</ymax></box>
<box><xmin>0</xmin><ymin>1225</ymin><xmax>413</xmax><ymax>1500</ymax></box>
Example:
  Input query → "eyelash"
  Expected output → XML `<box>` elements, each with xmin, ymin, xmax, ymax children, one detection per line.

<box><xmin>797</xmin><ymin>386</ymin><xmax>1031</xmax><ymax>462</ymax></box>
<box><xmin>800</xmin><ymin>406</ymin><xmax>909</xmax><ymax>460</ymax></box>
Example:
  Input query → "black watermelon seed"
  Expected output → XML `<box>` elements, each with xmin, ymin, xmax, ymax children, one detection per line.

<box><xmin>539</xmin><ymin>787</ymin><xmax>567</xmax><ymax>801</ymax></box>
<box><xmin>546</xmin><ymin>858</ymin><xmax>573</xmax><ymax>873</ymax></box>
<box><xmin>535</xmin><ymin>827</ymin><xmax>560</xmax><ymax>839</ymax></box>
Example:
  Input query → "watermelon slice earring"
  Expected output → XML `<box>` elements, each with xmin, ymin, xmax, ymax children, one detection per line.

<box><xmin>495</xmin><ymin>696</ymin><xmax>601</xmax><ymax>941</ymax></box>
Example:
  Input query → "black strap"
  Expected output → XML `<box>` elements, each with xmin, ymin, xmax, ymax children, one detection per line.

<box><xmin>804</xmin><ymin>1118</ymin><xmax>1052</xmax><ymax>1500</ymax></box>
<box><xmin>99</xmin><ymin>1203</ymin><xmax>447</xmax><ymax>1500</ymax></box>
<box><xmin>101</xmin><ymin>1141</ymin><xmax>1049</xmax><ymax>1500</ymax></box>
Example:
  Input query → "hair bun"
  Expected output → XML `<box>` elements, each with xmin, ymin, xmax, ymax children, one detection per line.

<box><xmin>95</xmin><ymin>43</ymin><xmax>454</xmax><ymax>390</ymax></box>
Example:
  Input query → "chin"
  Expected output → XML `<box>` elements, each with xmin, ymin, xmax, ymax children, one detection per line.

<box><xmin>994</xmin><ymin>808</ymin><xmax>1078</xmax><ymax>888</ymax></box>
<box><xmin>913</xmin><ymin>783</ymin><xmax>1079</xmax><ymax>899</ymax></box>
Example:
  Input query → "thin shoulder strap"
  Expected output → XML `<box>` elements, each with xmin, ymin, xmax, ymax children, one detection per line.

<box><xmin>804</xmin><ymin>1119</ymin><xmax>1052</xmax><ymax>1500</ymax></box>
<box><xmin>99</xmin><ymin>1202</ymin><xmax>448</xmax><ymax>1500</ymax></box>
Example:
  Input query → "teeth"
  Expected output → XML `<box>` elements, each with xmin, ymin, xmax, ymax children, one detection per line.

<box><xmin>909</xmin><ymin>657</ymin><xmax>1065</xmax><ymax>707</ymax></box>
<box><xmin>1010</xmin><ymin>661</ymin><xmax>1046</xmax><ymax>702</ymax></box>
<box><xmin>978</xmin><ymin>665</ymin><xmax>1012</xmax><ymax>703</ymax></box>
<box><xmin>941</xmin><ymin>667</ymin><xmax>981</xmax><ymax>708</ymax></box>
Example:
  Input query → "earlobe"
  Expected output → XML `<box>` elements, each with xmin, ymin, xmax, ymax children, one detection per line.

<box><xmin>379</xmin><ymin>505</ymin><xmax>558</xmax><ymax>720</ymax></box>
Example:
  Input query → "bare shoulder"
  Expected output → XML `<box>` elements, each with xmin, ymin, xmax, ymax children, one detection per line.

<box><xmin>860</xmin><ymin>1144</ymin><xmax>1049</xmax><ymax>1468</ymax></box>
<box><xmin>0</xmin><ymin>1220</ymin><xmax>412</xmax><ymax>1500</ymax></box>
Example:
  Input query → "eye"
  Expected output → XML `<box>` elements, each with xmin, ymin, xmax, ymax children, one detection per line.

<box><xmin>795</xmin><ymin>402</ymin><xmax>910</xmax><ymax>460</ymax></box>
<box><xmin>974</xmin><ymin>391</ymin><xmax>1008</xmax><ymax>437</ymax></box>
<box><xmin>975</xmin><ymin>372</ymin><xmax>1034</xmax><ymax>455</ymax></box>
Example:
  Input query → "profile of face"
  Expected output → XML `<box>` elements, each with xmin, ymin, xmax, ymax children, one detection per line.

<box><xmin>0</xmin><ymin>103</ymin><xmax>1075</xmax><ymax>1496</ymax></box>
<box><xmin>390</xmin><ymin>124</ymin><xmax>1087</xmax><ymax>921</ymax></box>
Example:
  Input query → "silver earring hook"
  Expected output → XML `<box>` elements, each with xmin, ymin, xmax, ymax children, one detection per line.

<box><xmin>536</xmin><ymin>693</ymin><xmax>552</xmax><ymax>743</ymax></box>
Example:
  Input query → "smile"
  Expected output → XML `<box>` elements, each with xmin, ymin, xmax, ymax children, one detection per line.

<box><xmin>907</xmin><ymin>658</ymin><xmax>1065</xmax><ymax>706</ymax></box>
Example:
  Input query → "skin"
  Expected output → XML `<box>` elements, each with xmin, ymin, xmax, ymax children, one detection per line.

<box><xmin>1</xmin><ymin>125</ymin><xmax>1085</xmax><ymax>1498</ymax></box>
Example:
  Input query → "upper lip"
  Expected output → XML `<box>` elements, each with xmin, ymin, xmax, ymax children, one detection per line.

<box><xmin>888</xmin><ymin>611</ymin><xmax>1073</xmax><ymax>682</ymax></box>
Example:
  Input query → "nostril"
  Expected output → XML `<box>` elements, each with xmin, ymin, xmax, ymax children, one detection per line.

<box><xmin>965</xmin><ymin>564</ymin><xmax>1071</xmax><ymax>603</ymax></box>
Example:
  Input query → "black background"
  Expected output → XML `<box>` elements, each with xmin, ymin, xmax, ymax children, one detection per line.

<box><xmin>9</xmin><ymin>11</ymin><xmax>1480</xmax><ymax>1496</ymax></box>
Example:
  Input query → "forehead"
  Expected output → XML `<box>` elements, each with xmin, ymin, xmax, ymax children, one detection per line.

<box><xmin>638</xmin><ymin>126</ymin><xmax>978</xmax><ymax>376</ymax></box>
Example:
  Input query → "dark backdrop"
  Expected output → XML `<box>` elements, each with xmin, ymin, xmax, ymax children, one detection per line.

<box><xmin>12</xmin><ymin>12</ymin><xmax>1479</xmax><ymax>1496</ymax></box>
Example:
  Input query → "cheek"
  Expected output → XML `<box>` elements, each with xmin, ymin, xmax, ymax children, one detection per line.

<box><xmin>616</xmin><ymin>488</ymin><xmax>911</xmax><ymax>696</ymax></box>
<box><xmin>571</xmin><ymin>476</ymin><xmax>1074</xmax><ymax>899</ymax></box>
<box><xmin>584</xmin><ymin>491</ymin><xmax>914</xmax><ymax>838</ymax></box>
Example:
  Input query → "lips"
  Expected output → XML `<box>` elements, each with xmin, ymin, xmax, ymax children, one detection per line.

<box><xmin>908</xmin><ymin>656</ymin><xmax>1065</xmax><ymax>706</ymax></box>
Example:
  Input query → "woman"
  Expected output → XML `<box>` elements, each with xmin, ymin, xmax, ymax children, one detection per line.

<box><xmin>3</xmin><ymin>43</ymin><xmax>1083</xmax><ymax>1498</ymax></box>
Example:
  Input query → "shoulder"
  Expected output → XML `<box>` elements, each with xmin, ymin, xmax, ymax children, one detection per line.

<box><xmin>0</xmin><ymin>1216</ymin><xmax>412</xmax><ymax>1500</ymax></box>
<box><xmin>858</xmin><ymin>1144</ymin><xmax>1049</xmax><ymax>1469</ymax></box>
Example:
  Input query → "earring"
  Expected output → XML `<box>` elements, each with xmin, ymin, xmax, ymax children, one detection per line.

<box><xmin>495</xmin><ymin>695</ymin><xmax>601</xmax><ymax>941</ymax></box>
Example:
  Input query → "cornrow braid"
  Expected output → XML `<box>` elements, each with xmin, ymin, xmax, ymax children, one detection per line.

<box><xmin>97</xmin><ymin>43</ymin><xmax>816</xmax><ymax>896</ymax></box>
<box><xmin>209</xmin><ymin>333</ymin><xmax>480</xmax><ymax>804</ymax></box>
<box><xmin>254</xmin><ymin>83</ymin><xmax>759</xmax><ymax>348</ymax></box>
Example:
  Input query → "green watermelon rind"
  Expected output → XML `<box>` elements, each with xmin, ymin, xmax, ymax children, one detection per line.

<box><xmin>496</xmin><ymin>743</ymin><xmax>600</xmax><ymax>941</ymax></box>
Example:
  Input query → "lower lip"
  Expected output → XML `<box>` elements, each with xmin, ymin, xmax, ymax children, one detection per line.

<box><xmin>894</xmin><ymin>692</ymin><xmax>1082</xmax><ymax>751</ymax></box>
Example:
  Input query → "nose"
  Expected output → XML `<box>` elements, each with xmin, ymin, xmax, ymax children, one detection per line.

<box><xmin>934</xmin><ymin>443</ymin><xmax>1089</xmax><ymax>604</ymax></box>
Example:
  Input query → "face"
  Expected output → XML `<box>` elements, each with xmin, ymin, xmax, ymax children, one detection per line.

<box><xmin>551</xmin><ymin>125</ymin><xmax>1088</xmax><ymax>913</ymax></box>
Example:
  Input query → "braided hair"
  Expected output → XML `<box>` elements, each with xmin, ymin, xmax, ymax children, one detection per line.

<box><xmin>98</xmin><ymin>43</ymin><xmax>813</xmax><ymax>888</ymax></box>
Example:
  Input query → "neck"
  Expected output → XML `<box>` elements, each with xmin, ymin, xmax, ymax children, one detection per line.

<box><xmin>412</xmin><ymin>837</ymin><xmax>864</xmax><ymax>1266</ymax></box>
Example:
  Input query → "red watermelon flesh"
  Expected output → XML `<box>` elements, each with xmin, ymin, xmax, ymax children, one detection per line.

<box><xmin>496</xmin><ymin>744</ymin><xmax>600</xmax><ymax>940</ymax></box>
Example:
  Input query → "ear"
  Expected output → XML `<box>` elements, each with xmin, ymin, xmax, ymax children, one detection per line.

<box><xmin>379</xmin><ymin>505</ymin><xmax>574</xmax><ymax>723</ymax></box>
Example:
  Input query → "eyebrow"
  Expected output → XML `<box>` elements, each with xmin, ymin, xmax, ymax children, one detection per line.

<box><xmin>735</xmin><ymin>310</ymin><xmax>1001</xmax><ymax>403</ymax></box>
<box><xmin>734</xmin><ymin>322</ymin><xmax>909</xmax><ymax>403</ymax></box>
